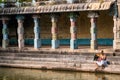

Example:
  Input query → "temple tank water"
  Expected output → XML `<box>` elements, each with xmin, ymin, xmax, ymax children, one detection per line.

<box><xmin>0</xmin><ymin>67</ymin><xmax>120</xmax><ymax>80</ymax></box>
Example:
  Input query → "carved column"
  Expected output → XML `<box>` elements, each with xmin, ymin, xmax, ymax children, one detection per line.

<box><xmin>88</xmin><ymin>12</ymin><xmax>99</xmax><ymax>50</ymax></box>
<box><xmin>1</xmin><ymin>17</ymin><xmax>9</xmax><ymax>49</ymax></box>
<box><xmin>113</xmin><ymin>0</ymin><xmax>120</xmax><ymax>50</ymax></box>
<box><xmin>51</xmin><ymin>14</ymin><xmax>59</xmax><ymax>49</ymax></box>
<box><xmin>33</xmin><ymin>15</ymin><xmax>41</xmax><ymax>49</ymax></box>
<box><xmin>16</xmin><ymin>15</ymin><xmax>24</xmax><ymax>49</ymax></box>
<box><xmin>69</xmin><ymin>13</ymin><xmax>78</xmax><ymax>49</ymax></box>
<box><xmin>113</xmin><ymin>14</ymin><xmax>120</xmax><ymax>50</ymax></box>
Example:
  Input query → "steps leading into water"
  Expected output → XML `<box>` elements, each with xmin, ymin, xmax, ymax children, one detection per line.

<box><xmin>0</xmin><ymin>50</ymin><xmax>120</xmax><ymax>74</ymax></box>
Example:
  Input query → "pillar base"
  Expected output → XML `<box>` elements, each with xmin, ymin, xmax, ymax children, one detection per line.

<box><xmin>34</xmin><ymin>39</ymin><xmax>41</xmax><ymax>49</ymax></box>
<box><xmin>18</xmin><ymin>39</ymin><xmax>24</xmax><ymax>49</ymax></box>
<box><xmin>70</xmin><ymin>39</ymin><xmax>78</xmax><ymax>49</ymax></box>
<box><xmin>113</xmin><ymin>40</ymin><xmax>120</xmax><ymax>50</ymax></box>
<box><xmin>51</xmin><ymin>40</ymin><xmax>59</xmax><ymax>49</ymax></box>
<box><xmin>90</xmin><ymin>40</ymin><xmax>98</xmax><ymax>50</ymax></box>
<box><xmin>2</xmin><ymin>39</ymin><xmax>9</xmax><ymax>49</ymax></box>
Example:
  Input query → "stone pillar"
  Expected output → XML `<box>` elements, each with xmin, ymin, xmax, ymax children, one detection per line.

<box><xmin>51</xmin><ymin>14</ymin><xmax>59</xmax><ymax>49</ymax></box>
<box><xmin>88</xmin><ymin>12</ymin><xmax>99</xmax><ymax>50</ymax></box>
<box><xmin>16</xmin><ymin>15</ymin><xmax>24</xmax><ymax>49</ymax></box>
<box><xmin>33</xmin><ymin>15</ymin><xmax>41</xmax><ymax>49</ymax></box>
<box><xmin>69</xmin><ymin>13</ymin><xmax>78</xmax><ymax>49</ymax></box>
<box><xmin>113</xmin><ymin>0</ymin><xmax>120</xmax><ymax>50</ymax></box>
<box><xmin>1</xmin><ymin>17</ymin><xmax>9</xmax><ymax>49</ymax></box>
<box><xmin>113</xmin><ymin>16</ymin><xmax>119</xmax><ymax>50</ymax></box>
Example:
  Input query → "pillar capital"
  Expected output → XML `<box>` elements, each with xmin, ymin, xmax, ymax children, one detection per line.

<box><xmin>16</xmin><ymin>15</ymin><xmax>24</xmax><ymax>20</ymax></box>
<box><xmin>33</xmin><ymin>15</ymin><xmax>40</xmax><ymax>18</ymax></box>
<box><xmin>69</xmin><ymin>13</ymin><xmax>79</xmax><ymax>18</ymax></box>
<box><xmin>0</xmin><ymin>16</ymin><xmax>9</xmax><ymax>20</ymax></box>
<box><xmin>88</xmin><ymin>12</ymin><xmax>99</xmax><ymax>18</ymax></box>
<box><xmin>0</xmin><ymin>16</ymin><xmax>9</xmax><ymax>24</ymax></box>
<box><xmin>33</xmin><ymin>15</ymin><xmax>40</xmax><ymax>26</ymax></box>
<box><xmin>51</xmin><ymin>14</ymin><xmax>60</xmax><ymax>22</ymax></box>
<box><xmin>69</xmin><ymin>12</ymin><xmax>79</xmax><ymax>22</ymax></box>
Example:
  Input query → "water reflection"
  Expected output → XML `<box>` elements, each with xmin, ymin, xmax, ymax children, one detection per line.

<box><xmin>0</xmin><ymin>67</ymin><xmax>120</xmax><ymax>80</ymax></box>
<box><xmin>95</xmin><ymin>73</ymin><xmax>107</xmax><ymax>80</ymax></box>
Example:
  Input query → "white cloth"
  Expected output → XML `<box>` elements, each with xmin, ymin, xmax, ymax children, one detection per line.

<box><xmin>96</xmin><ymin>60</ymin><xmax>108</xmax><ymax>67</ymax></box>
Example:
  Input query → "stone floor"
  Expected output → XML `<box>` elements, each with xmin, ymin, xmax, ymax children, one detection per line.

<box><xmin>0</xmin><ymin>45</ymin><xmax>114</xmax><ymax>54</ymax></box>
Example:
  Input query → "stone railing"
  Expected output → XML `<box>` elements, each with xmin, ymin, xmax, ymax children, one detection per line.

<box><xmin>0</xmin><ymin>0</ymin><xmax>115</xmax><ymax>8</ymax></box>
<box><xmin>0</xmin><ymin>1</ymin><xmax>114</xmax><ymax>15</ymax></box>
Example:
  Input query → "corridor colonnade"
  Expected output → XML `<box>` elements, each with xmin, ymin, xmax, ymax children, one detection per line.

<box><xmin>0</xmin><ymin>11</ymin><xmax>115</xmax><ymax>50</ymax></box>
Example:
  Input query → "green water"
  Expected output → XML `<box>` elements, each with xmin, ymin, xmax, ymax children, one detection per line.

<box><xmin>0</xmin><ymin>67</ymin><xmax>120</xmax><ymax>80</ymax></box>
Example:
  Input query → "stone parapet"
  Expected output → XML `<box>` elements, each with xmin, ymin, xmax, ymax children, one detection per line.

<box><xmin>0</xmin><ymin>1</ymin><xmax>114</xmax><ymax>15</ymax></box>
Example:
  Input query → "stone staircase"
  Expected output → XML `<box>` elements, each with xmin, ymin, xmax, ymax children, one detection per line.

<box><xmin>0</xmin><ymin>50</ymin><xmax>120</xmax><ymax>74</ymax></box>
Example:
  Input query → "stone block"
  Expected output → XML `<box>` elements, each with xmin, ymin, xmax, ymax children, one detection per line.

<box><xmin>2</xmin><ymin>39</ymin><xmax>9</xmax><ymax>49</ymax></box>
<box><xmin>51</xmin><ymin>40</ymin><xmax>59</xmax><ymax>49</ymax></box>
<box><xmin>113</xmin><ymin>40</ymin><xmax>120</xmax><ymax>50</ymax></box>
<box><xmin>70</xmin><ymin>39</ymin><xmax>78</xmax><ymax>49</ymax></box>
<box><xmin>34</xmin><ymin>39</ymin><xmax>41</xmax><ymax>48</ymax></box>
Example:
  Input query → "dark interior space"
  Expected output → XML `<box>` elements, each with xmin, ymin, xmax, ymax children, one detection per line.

<box><xmin>8</xmin><ymin>15</ymin><xmax>18</xmax><ymax>46</ymax></box>
<box><xmin>0</xmin><ymin>20</ymin><xmax>2</xmax><ymax>46</ymax></box>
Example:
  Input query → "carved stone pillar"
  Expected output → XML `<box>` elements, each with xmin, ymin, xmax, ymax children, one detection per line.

<box><xmin>16</xmin><ymin>15</ymin><xmax>24</xmax><ymax>49</ymax></box>
<box><xmin>51</xmin><ymin>14</ymin><xmax>59</xmax><ymax>49</ymax></box>
<box><xmin>33</xmin><ymin>15</ymin><xmax>41</xmax><ymax>49</ymax></box>
<box><xmin>113</xmin><ymin>0</ymin><xmax>120</xmax><ymax>50</ymax></box>
<box><xmin>69</xmin><ymin>13</ymin><xmax>78</xmax><ymax>49</ymax></box>
<box><xmin>88</xmin><ymin>12</ymin><xmax>99</xmax><ymax>50</ymax></box>
<box><xmin>1</xmin><ymin>17</ymin><xmax>9</xmax><ymax>49</ymax></box>
<box><xmin>113</xmin><ymin>16</ymin><xmax>120</xmax><ymax>50</ymax></box>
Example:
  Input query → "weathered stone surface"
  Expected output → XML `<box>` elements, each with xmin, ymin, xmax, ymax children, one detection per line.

<box><xmin>0</xmin><ymin>49</ymin><xmax>120</xmax><ymax>74</ymax></box>
<box><xmin>0</xmin><ymin>1</ymin><xmax>114</xmax><ymax>15</ymax></box>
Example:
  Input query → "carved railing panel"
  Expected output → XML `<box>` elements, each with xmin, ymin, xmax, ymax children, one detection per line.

<box><xmin>0</xmin><ymin>0</ymin><xmax>115</xmax><ymax>8</ymax></box>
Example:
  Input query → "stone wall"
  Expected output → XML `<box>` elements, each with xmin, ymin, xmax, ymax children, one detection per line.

<box><xmin>7</xmin><ymin>11</ymin><xmax>113</xmax><ymax>39</ymax></box>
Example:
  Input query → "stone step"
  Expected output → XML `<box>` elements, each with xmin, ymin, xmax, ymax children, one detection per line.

<box><xmin>0</xmin><ymin>62</ymin><xmax>96</xmax><ymax>71</ymax></box>
<box><xmin>0</xmin><ymin>52</ymin><xmax>120</xmax><ymax>64</ymax></box>
<box><xmin>0</xmin><ymin>56</ymin><xmax>94</xmax><ymax>64</ymax></box>
<box><xmin>0</xmin><ymin>55</ymin><xmax>118</xmax><ymax>61</ymax></box>
<box><xmin>0</xmin><ymin>59</ymin><xmax>96</xmax><ymax>69</ymax></box>
<box><xmin>0</xmin><ymin>51</ymin><xmax>117</xmax><ymax>57</ymax></box>
<box><xmin>0</xmin><ymin>53</ymin><xmax>95</xmax><ymax>61</ymax></box>
<box><xmin>0</xmin><ymin>51</ymin><xmax>119</xmax><ymax>60</ymax></box>
<box><xmin>0</xmin><ymin>60</ymin><xmax>120</xmax><ymax>74</ymax></box>
<box><xmin>0</xmin><ymin>52</ymin><xmax>119</xmax><ymax>59</ymax></box>
<box><xmin>0</xmin><ymin>55</ymin><xmax>120</xmax><ymax>65</ymax></box>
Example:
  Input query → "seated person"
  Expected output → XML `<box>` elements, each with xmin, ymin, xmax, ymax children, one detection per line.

<box><xmin>94</xmin><ymin>50</ymin><xmax>109</xmax><ymax>69</ymax></box>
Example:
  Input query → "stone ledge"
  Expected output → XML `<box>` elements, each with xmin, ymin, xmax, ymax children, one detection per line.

<box><xmin>0</xmin><ymin>1</ymin><xmax>114</xmax><ymax>15</ymax></box>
